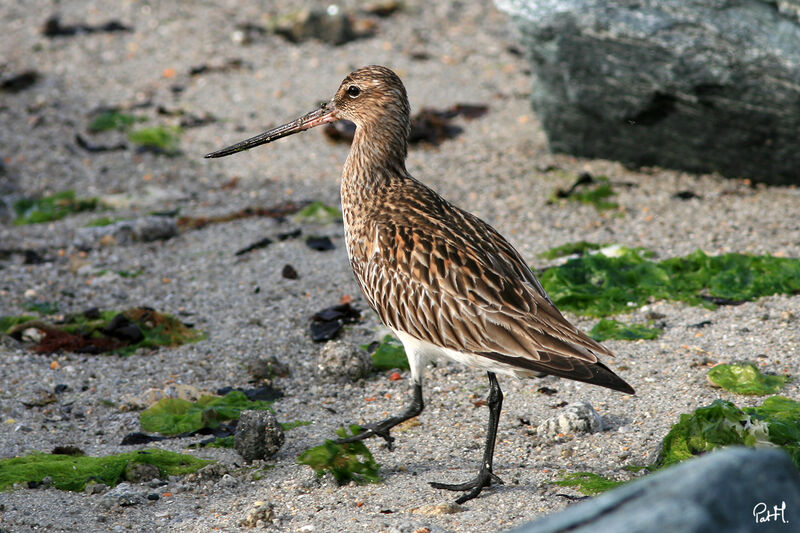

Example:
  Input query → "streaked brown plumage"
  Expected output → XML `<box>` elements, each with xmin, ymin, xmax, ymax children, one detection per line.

<box><xmin>206</xmin><ymin>65</ymin><xmax>633</xmax><ymax>503</ymax></box>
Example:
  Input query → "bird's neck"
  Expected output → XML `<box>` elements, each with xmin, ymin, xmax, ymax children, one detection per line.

<box><xmin>341</xmin><ymin>121</ymin><xmax>409</xmax><ymax>206</ymax></box>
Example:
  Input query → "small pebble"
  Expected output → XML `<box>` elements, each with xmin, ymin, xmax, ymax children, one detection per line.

<box><xmin>240</xmin><ymin>501</ymin><xmax>275</xmax><ymax>528</ymax></box>
<box><xmin>282</xmin><ymin>264</ymin><xmax>299</xmax><ymax>279</ymax></box>
<box><xmin>315</xmin><ymin>340</ymin><xmax>373</xmax><ymax>382</ymax></box>
<box><xmin>234</xmin><ymin>410</ymin><xmax>285</xmax><ymax>462</ymax></box>
<box><xmin>536</xmin><ymin>402</ymin><xmax>603</xmax><ymax>439</ymax></box>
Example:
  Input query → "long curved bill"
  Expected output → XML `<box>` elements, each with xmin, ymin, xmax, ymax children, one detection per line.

<box><xmin>204</xmin><ymin>102</ymin><xmax>338</xmax><ymax>158</ymax></box>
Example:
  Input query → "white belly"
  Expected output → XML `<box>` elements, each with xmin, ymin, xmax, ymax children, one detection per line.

<box><xmin>393</xmin><ymin>330</ymin><xmax>537</xmax><ymax>384</ymax></box>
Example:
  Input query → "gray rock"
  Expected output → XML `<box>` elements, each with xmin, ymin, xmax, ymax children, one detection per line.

<box><xmin>0</xmin><ymin>334</ymin><xmax>22</xmax><ymax>351</ymax></box>
<box><xmin>536</xmin><ymin>401</ymin><xmax>602</xmax><ymax>439</ymax></box>
<box><xmin>85</xmin><ymin>483</ymin><xmax>109</xmax><ymax>495</ymax></box>
<box><xmin>511</xmin><ymin>447</ymin><xmax>799</xmax><ymax>532</ymax></box>
<box><xmin>496</xmin><ymin>0</ymin><xmax>800</xmax><ymax>185</ymax></box>
<box><xmin>216</xmin><ymin>473</ymin><xmax>239</xmax><ymax>489</ymax></box>
<box><xmin>124</xmin><ymin>462</ymin><xmax>160</xmax><ymax>483</ymax></box>
<box><xmin>271</xmin><ymin>7</ymin><xmax>371</xmax><ymax>46</ymax></box>
<box><xmin>239</xmin><ymin>500</ymin><xmax>275</xmax><ymax>528</ymax></box>
<box><xmin>100</xmin><ymin>482</ymin><xmax>145</xmax><ymax>508</ymax></box>
<box><xmin>315</xmin><ymin>340</ymin><xmax>373</xmax><ymax>382</ymax></box>
<box><xmin>246</xmin><ymin>354</ymin><xmax>290</xmax><ymax>381</ymax></box>
<box><xmin>189</xmin><ymin>462</ymin><xmax>230</xmax><ymax>482</ymax></box>
<box><xmin>73</xmin><ymin>216</ymin><xmax>178</xmax><ymax>250</ymax></box>
<box><xmin>234</xmin><ymin>409</ymin><xmax>285</xmax><ymax>462</ymax></box>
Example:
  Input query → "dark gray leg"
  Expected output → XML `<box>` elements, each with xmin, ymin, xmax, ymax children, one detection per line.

<box><xmin>431</xmin><ymin>372</ymin><xmax>504</xmax><ymax>503</ymax></box>
<box><xmin>336</xmin><ymin>383</ymin><xmax>423</xmax><ymax>450</ymax></box>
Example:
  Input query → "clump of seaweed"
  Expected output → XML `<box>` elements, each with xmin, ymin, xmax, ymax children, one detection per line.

<box><xmin>0</xmin><ymin>449</ymin><xmax>211</xmax><ymax>492</ymax></box>
<box><xmin>13</xmin><ymin>190</ymin><xmax>106</xmax><ymax>225</ymax></box>
<box><xmin>139</xmin><ymin>390</ymin><xmax>273</xmax><ymax>436</ymax></box>
<box><xmin>297</xmin><ymin>425</ymin><xmax>381</xmax><ymax>484</ymax></box>
<box><xmin>363</xmin><ymin>335</ymin><xmax>410</xmax><ymax>371</ymax></box>
<box><xmin>3</xmin><ymin>307</ymin><xmax>205</xmax><ymax>355</ymax></box>
<box><xmin>589</xmin><ymin>318</ymin><xmax>663</xmax><ymax>341</ymax></box>
<box><xmin>551</xmin><ymin>396</ymin><xmax>800</xmax><ymax>496</ymax></box>
<box><xmin>539</xmin><ymin>246</ymin><xmax>800</xmax><ymax>317</ymax></box>
<box><xmin>707</xmin><ymin>363</ymin><xmax>789</xmax><ymax>396</ymax></box>
<box><xmin>550</xmin><ymin>472</ymin><xmax>625</xmax><ymax>495</ymax></box>
<box><xmin>658</xmin><ymin>397</ymin><xmax>800</xmax><ymax>469</ymax></box>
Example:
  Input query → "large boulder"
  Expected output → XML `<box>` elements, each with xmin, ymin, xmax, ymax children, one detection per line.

<box><xmin>496</xmin><ymin>0</ymin><xmax>800</xmax><ymax>185</ymax></box>
<box><xmin>510</xmin><ymin>447</ymin><xmax>800</xmax><ymax>532</ymax></box>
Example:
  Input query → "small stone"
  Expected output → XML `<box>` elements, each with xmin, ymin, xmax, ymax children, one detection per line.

<box><xmin>234</xmin><ymin>410</ymin><xmax>285</xmax><ymax>462</ymax></box>
<box><xmin>536</xmin><ymin>402</ymin><xmax>603</xmax><ymax>439</ymax></box>
<box><xmin>305</xmin><ymin>235</ymin><xmax>334</xmax><ymax>251</ymax></box>
<box><xmin>21</xmin><ymin>389</ymin><xmax>57</xmax><ymax>407</ymax></box>
<box><xmin>147</xmin><ymin>493</ymin><xmax>160</xmax><ymax>501</ymax></box>
<box><xmin>86</xmin><ymin>483</ymin><xmax>109</xmax><ymax>495</ymax></box>
<box><xmin>281</xmin><ymin>264</ymin><xmax>298</xmax><ymax>279</ymax></box>
<box><xmin>120</xmin><ymin>384</ymin><xmax>209</xmax><ymax>411</ymax></box>
<box><xmin>190</xmin><ymin>462</ymin><xmax>230</xmax><ymax>481</ymax></box>
<box><xmin>1</xmin><ymin>334</ymin><xmax>22</xmax><ymax>350</ymax></box>
<box><xmin>246</xmin><ymin>355</ymin><xmax>290</xmax><ymax>381</ymax></box>
<box><xmin>73</xmin><ymin>216</ymin><xmax>178</xmax><ymax>250</ymax></box>
<box><xmin>240</xmin><ymin>501</ymin><xmax>275</xmax><ymax>528</ymax></box>
<box><xmin>231</xmin><ymin>29</ymin><xmax>246</xmax><ymax>45</ymax></box>
<box><xmin>217</xmin><ymin>473</ymin><xmax>239</xmax><ymax>489</ymax></box>
<box><xmin>315</xmin><ymin>340</ymin><xmax>372</xmax><ymax>382</ymax></box>
<box><xmin>124</xmin><ymin>462</ymin><xmax>160</xmax><ymax>483</ymax></box>
<box><xmin>411</xmin><ymin>502</ymin><xmax>465</xmax><ymax>516</ymax></box>
<box><xmin>21</xmin><ymin>327</ymin><xmax>44</xmax><ymax>343</ymax></box>
<box><xmin>101</xmin><ymin>482</ymin><xmax>145</xmax><ymax>508</ymax></box>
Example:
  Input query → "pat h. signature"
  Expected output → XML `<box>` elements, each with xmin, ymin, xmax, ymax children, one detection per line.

<box><xmin>753</xmin><ymin>501</ymin><xmax>788</xmax><ymax>524</ymax></box>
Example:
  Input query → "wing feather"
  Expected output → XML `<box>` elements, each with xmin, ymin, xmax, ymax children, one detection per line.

<box><xmin>349</xmin><ymin>182</ymin><xmax>627</xmax><ymax>390</ymax></box>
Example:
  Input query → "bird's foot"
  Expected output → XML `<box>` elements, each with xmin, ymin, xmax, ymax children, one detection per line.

<box><xmin>430</xmin><ymin>467</ymin><xmax>504</xmax><ymax>504</ymax></box>
<box><xmin>334</xmin><ymin>421</ymin><xmax>397</xmax><ymax>450</ymax></box>
<box><xmin>334</xmin><ymin>383</ymin><xmax>423</xmax><ymax>452</ymax></box>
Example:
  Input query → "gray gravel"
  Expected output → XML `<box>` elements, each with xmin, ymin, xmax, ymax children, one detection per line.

<box><xmin>1</xmin><ymin>1</ymin><xmax>799</xmax><ymax>532</ymax></box>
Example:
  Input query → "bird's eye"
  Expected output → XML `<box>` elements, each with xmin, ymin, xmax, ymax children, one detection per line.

<box><xmin>347</xmin><ymin>85</ymin><xmax>361</xmax><ymax>98</ymax></box>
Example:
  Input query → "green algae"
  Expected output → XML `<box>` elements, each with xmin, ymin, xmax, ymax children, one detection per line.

<box><xmin>658</xmin><ymin>397</ymin><xmax>800</xmax><ymax>469</ymax></box>
<box><xmin>113</xmin><ymin>307</ymin><xmax>205</xmax><ymax>356</ymax></box>
<box><xmin>139</xmin><ymin>390</ymin><xmax>273</xmax><ymax>436</ymax></box>
<box><xmin>13</xmin><ymin>190</ymin><xmax>105</xmax><ymax>225</ymax></box>
<box><xmin>364</xmin><ymin>335</ymin><xmax>410</xmax><ymax>371</ymax></box>
<box><xmin>3</xmin><ymin>307</ymin><xmax>205</xmax><ymax>356</ymax></box>
<box><xmin>293</xmin><ymin>201</ymin><xmax>342</xmax><ymax>224</ymax></box>
<box><xmin>84</xmin><ymin>216</ymin><xmax>123</xmax><ymax>227</ymax></box>
<box><xmin>539</xmin><ymin>247</ymin><xmax>800</xmax><ymax>317</ymax></box>
<box><xmin>0</xmin><ymin>315</ymin><xmax>36</xmax><ymax>333</ymax></box>
<box><xmin>205</xmin><ymin>436</ymin><xmax>235</xmax><ymax>448</ymax></box>
<box><xmin>550</xmin><ymin>472</ymin><xmax>625</xmax><ymax>495</ymax></box>
<box><xmin>551</xmin><ymin>176</ymin><xmax>619</xmax><ymax>211</ymax></box>
<box><xmin>708</xmin><ymin>363</ymin><xmax>789</xmax><ymax>396</ymax></box>
<box><xmin>589</xmin><ymin>318</ymin><xmax>663</xmax><ymax>341</ymax></box>
<box><xmin>539</xmin><ymin>241</ymin><xmax>604</xmax><ymax>260</ymax></box>
<box><xmin>22</xmin><ymin>301</ymin><xmax>59</xmax><ymax>315</ymax></box>
<box><xmin>88</xmin><ymin>110</ymin><xmax>145</xmax><ymax>132</ymax></box>
<box><xmin>128</xmin><ymin>126</ymin><xmax>182</xmax><ymax>155</ymax></box>
<box><xmin>297</xmin><ymin>425</ymin><xmax>381</xmax><ymax>485</ymax></box>
<box><xmin>0</xmin><ymin>449</ymin><xmax>211</xmax><ymax>492</ymax></box>
<box><xmin>552</xmin><ymin>397</ymin><xmax>800</xmax><ymax>496</ymax></box>
<box><xmin>281</xmin><ymin>420</ymin><xmax>313</xmax><ymax>431</ymax></box>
